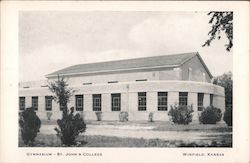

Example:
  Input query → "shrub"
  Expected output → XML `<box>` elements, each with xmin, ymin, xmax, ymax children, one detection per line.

<box><xmin>223</xmin><ymin>107</ymin><xmax>232</xmax><ymax>126</ymax></box>
<box><xmin>46</xmin><ymin>112</ymin><xmax>53</xmax><ymax>120</ymax></box>
<box><xmin>54</xmin><ymin>107</ymin><xmax>86</xmax><ymax>146</ymax></box>
<box><xmin>168</xmin><ymin>105</ymin><xmax>194</xmax><ymax>125</ymax></box>
<box><xmin>148</xmin><ymin>112</ymin><xmax>154</xmax><ymax>122</ymax></box>
<box><xmin>95</xmin><ymin>111</ymin><xmax>102</xmax><ymax>121</ymax></box>
<box><xmin>199</xmin><ymin>106</ymin><xmax>222</xmax><ymax>124</ymax></box>
<box><xmin>119</xmin><ymin>111</ymin><xmax>129</xmax><ymax>122</ymax></box>
<box><xmin>19</xmin><ymin>107</ymin><xmax>41</xmax><ymax>145</ymax></box>
<box><xmin>48</xmin><ymin>76</ymin><xmax>86</xmax><ymax>146</ymax></box>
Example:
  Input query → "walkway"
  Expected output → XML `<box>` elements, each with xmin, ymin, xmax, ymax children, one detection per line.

<box><xmin>39</xmin><ymin>124</ymin><xmax>231</xmax><ymax>142</ymax></box>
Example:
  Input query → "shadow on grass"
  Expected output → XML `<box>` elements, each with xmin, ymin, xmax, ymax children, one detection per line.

<box><xmin>19</xmin><ymin>134</ymin><xmax>232</xmax><ymax>148</ymax></box>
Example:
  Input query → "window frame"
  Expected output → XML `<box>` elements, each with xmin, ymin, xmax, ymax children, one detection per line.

<box><xmin>138</xmin><ymin>92</ymin><xmax>147</xmax><ymax>111</ymax></box>
<box><xmin>111</xmin><ymin>93</ymin><xmax>121</xmax><ymax>111</ymax></box>
<box><xmin>158</xmin><ymin>92</ymin><xmax>168</xmax><ymax>111</ymax></box>
<box><xmin>19</xmin><ymin>97</ymin><xmax>25</xmax><ymax>111</ymax></box>
<box><xmin>179</xmin><ymin>92</ymin><xmax>188</xmax><ymax>106</ymax></box>
<box><xmin>198</xmin><ymin>93</ymin><xmax>204</xmax><ymax>111</ymax></box>
<box><xmin>32</xmin><ymin>96</ymin><xmax>38</xmax><ymax>111</ymax></box>
<box><xmin>210</xmin><ymin>94</ymin><xmax>213</xmax><ymax>106</ymax></box>
<box><xmin>75</xmin><ymin>95</ymin><xmax>84</xmax><ymax>111</ymax></box>
<box><xmin>93</xmin><ymin>94</ymin><xmax>102</xmax><ymax>111</ymax></box>
<box><xmin>45</xmin><ymin>96</ymin><xmax>52</xmax><ymax>111</ymax></box>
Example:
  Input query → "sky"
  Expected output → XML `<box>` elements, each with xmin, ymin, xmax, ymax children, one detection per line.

<box><xmin>19</xmin><ymin>11</ymin><xmax>233</xmax><ymax>82</ymax></box>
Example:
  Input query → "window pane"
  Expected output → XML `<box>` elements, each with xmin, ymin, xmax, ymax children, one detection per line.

<box><xmin>75</xmin><ymin>95</ymin><xmax>83</xmax><ymax>111</ymax></box>
<box><xmin>19</xmin><ymin>97</ymin><xmax>25</xmax><ymax>111</ymax></box>
<box><xmin>210</xmin><ymin>94</ymin><xmax>213</xmax><ymax>106</ymax></box>
<box><xmin>112</xmin><ymin>93</ymin><xmax>121</xmax><ymax>111</ymax></box>
<box><xmin>138</xmin><ymin>92</ymin><xmax>146</xmax><ymax>111</ymax></box>
<box><xmin>179</xmin><ymin>92</ymin><xmax>188</xmax><ymax>106</ymax></box>
<box><xmin>32</xmin><ymin>96</ymin><xmax>38</xmax><ymax>110</ymax></box>
<box><xmin>93</xmin><ymin>94</ymin><xmax>101</xmax><ymax>111</ymax></box>
<box><xmin>45</xmin><ymin>96</ymin><xmax>52</xmax><ymax>111</ymax></box>
<box><xmin>198</xmin><ymin>93</ymin><xmax>204</xmax><ymax>111</ymax></box>
<box><xmin>158</xmin><ymin>92</ymin><xmax>168</xmax><ymax>111</ymax></box>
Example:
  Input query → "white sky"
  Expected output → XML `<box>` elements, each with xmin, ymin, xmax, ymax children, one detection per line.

<box><xmin>19</xmin><ymin>11</ymin><xmax>233</xmax><ymax>82</ymax></box>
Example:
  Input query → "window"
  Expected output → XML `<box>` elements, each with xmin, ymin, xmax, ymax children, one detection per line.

<box><xmin>158</xmin><ymin>92</ymin><xmax>168</xmax><ymax>111</ymax></box>
<box><xmin>108</xmin><ymin>81</ymin><xmax>118</xmax><ymax>84</ymax></box>
<box><xmin>136</xmin><ymin>79</ymin><xmax>147</xmax><ymax>82</ymax></box>
<box><xmin>198</xmin><ymin>93</ymin><xmax>204</xmax><ymax>111</ymax></box>
<box><xmin>93</xmin><ymin>94</ymin><xmax>101</xmax><ymax>111</ymax></box>
<box><xmin>45</xmin><ymin>96</ymin><xmax>52</xmax><ymax>111</ymax></box>
<box><xmin>32</xmin><ymin>96</ymin><xmax>38</xmax><ymax>111</ymax></box>
<box><xmin>19</xmin><ymin>97</ymin><xmax>25</xmax><ymax>111</ymax></box>
<box><xmin>111</xmin><ymin>93</ymin><xmax>121</xmax><ymax>111</ymax></box>
<box><xmin>83</xmin><ymin>82</ymin><xmax>92</xmax><ymax>85</ymax></box>
<box><xmin>138</xmin><ymin>92</ymin><xmax>146</xmax><ymax>111</ymax></box>
<box><xmin>179</xmin><ymin>92</ymin><xmax>188</xmax><ymax>106</ymax></box>
<box><xmin>59</xmin><ymin>103</ymin><xmax>65</xmax><ymax>111</ymax></box>
<box><xmin>75</xmin><ymin>95</ymin><xmax>83</xmax><ymax>111</ymax></box>
<box><xmin>210</xmin><ymin>94</ymin><xmax>213</xmax><ymax>106</ymax></box>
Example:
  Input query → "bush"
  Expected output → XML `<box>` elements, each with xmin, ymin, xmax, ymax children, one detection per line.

<box><xmin>119</xmin><ymin>111</ymin><xmax>129</xmax><ymax>122</ymax></box>
<box><xmin>148</xmin><ymin>112</ymin><xmax>154</xmax><ymax>122</ymax></box>
<box><xmin>199</xmin><ymin>106</ymin><xmax>222</xmax><ymax>124</ymax></box>
<box><xmin>46</xmin><ymin>112</ymin><xmax>52</xmax><ymax>120</ymax></box>
<box><xmin>168</xmin><ymin>105</ymin><xmax>194</xmax><ymax>125</ymax></box>
<box><xmin>223</xmin><ymin>107</ymin><xmax>232</xmax><ymax>126</ymax></box>
<box><xmin>54</xmin><ymin>107</ymin><xmax>86</xmax><ymax>146</ymax></box>
<box><xmin>19</xmin><ymin>107</ymin><xmax>41</xmax><ymax>145</ymax></box>
<box><xmin>95</xmin><ymin>111</ymin><xmax>102</xmax><ymax>121</ymax></box>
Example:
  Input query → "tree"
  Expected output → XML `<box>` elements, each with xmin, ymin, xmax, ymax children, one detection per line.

<box><xmin>213</xmin><ymin>71</ymin><xmax>232</xmax><ymax>109</ymax></box>
<box><xmin>202</xmin><ymin>12</ymin><xmax>233</xmax><ymax>52</ymax></box>
<box><xmin>48</xmin><ymin>75</ymin><xmax>86</xmax><ymax>146</ymax></box>
<box><xmin>48</xmin><ymin>75</ymin><xmax>75</xmax><ymax>116</ymax></box>
<box><xmin>19</xmin><ymin>107</ymin><xmax>41</xmax><ymax>146</ymax></box>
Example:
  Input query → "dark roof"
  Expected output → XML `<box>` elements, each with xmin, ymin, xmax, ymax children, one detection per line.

<box><xmin>46</xmin><ymin>52</ymin><xmax>211</xmax><ymax>78</ymax></box>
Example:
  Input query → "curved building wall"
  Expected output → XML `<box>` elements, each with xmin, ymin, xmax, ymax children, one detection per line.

<box><xmin>19</xmin><ymin>80</ymin><xmax>225</xmax><ymax>122</ymax></box>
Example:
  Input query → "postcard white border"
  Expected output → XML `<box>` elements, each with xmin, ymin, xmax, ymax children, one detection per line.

<box><xmin>1</xmin><ymin>1</ymin><xmax>249</xmax><ymax>163</ymax></box>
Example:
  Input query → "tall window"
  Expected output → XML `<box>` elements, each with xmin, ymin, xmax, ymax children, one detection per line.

<box><xmin>138</xmin><ymin>92</ymin><xmax>146</xmax><ymax>111</ymax></box>
<box><xmin>45</xmin><ymin>96</ymin><xmax>52</xmax><ymax>111</ymax></box>
<box><xmin>158</xmin><ymin>92</ymin><xmax>168</xmax><ymax>111</ymax></box>
<box><xmin>19</xmin><ymin>97</ymin><xmax>25</xmax><ymax>111</ymax></box>
<box><xmin>198</xmin><ymin>93</ymin><xmax>204</xmax><ymax>111</ymax></box>
<box><xmin>179</xmin><ymin>92</ymin><xmax>188</xmax><ymax>106</ymax></box>
<box><xmin>93</xmin><ymin>94</ymin><xmax>101</xmax><ymax>111</ymax></box>
<box><xmin>210</xmin><ymin>94</ymin><xmax>213</xmax><ymax>106</ymax></box>
<box><xmin>32</xmin><ymin>96</ymin><xmax>38</xmax><ymax>111</ymax></box>
<box><xmin>75</xmin><ymin>95</ymin><xmax>83</xmax><ymax>111</ymax></box>
<box><xmin>111</xmin><ymin>93</ymin><xmax>121</xmax><ymax>111</ymax></box>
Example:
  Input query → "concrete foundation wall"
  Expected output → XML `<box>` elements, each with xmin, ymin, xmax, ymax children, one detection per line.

<box><xmin>19</xmin><ymin>80</ymin><xmax>225</xmax><ymax>122</ymax></box>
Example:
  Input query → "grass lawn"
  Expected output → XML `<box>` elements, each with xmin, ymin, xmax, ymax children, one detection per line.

<box><xmin>19</xmin><ymin>134</ymin><xmax>232</xmax><ymax>147</ymax></box>
<box><xmin>33</xmin><ymin>120</ymin><xmax>232</xmax><ymax>147</ymax></box>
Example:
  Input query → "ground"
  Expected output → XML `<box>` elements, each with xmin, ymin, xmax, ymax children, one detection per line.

<box><xmin>19</xmin><ymin>120</ymin><xmax>232</xmax><ymax>147</ymax></box>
